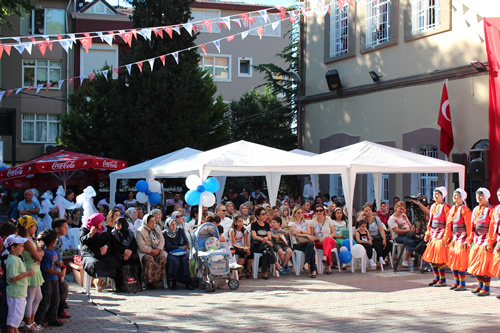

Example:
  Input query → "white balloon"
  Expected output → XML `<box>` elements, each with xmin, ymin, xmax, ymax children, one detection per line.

<box><xmin>136</xmin><ymin>192</ymin><xmax>148</xmax><ymax>204</ymax></box>
<box><xmin>148</xmin><ymin>180</ymin><xmax>161</xmax><ymax>193</ymax></box>
<box><xmin>339</xmin><ymin>246</ymin><xmax>348</xmax><ymax>253</ymax></box>
<box><xmin>351</xmin><ymin>244</ymin><xmax>366</xmax><ymax>259</ymax></box>
<box><xmin>200</xmin><ymin>191</ymin><xmax>215</xmax><ymax>207</ymax></box>
<box><xmin>185</xmin><ymin>175</ymin><xmax>201</xmax><ymax>190</ymax></box>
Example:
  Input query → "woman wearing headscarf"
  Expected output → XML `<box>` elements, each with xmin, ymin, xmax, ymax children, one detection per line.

<box><xmin>170</xmin><ymin>211</ymin><xmax>186</xmax><ymax>230</ymax></box>
<box><xmin>239</xmin><ymin>202</ymin><xmax>252</xmax><ymax>226</ymax></box>
<box><xmin>150</xmin><ymin>208</ymin><xmax>164</xmax><ymax>230</ymax></box>
<box><xmin>422</xmin><ymin>186</ymin><xmax>451</xmax><ymax>287</ymax></box>
<box><xmin>111</xmin><ymin>217</ymin><xmax>141</xmax><ymax>292</ymax></box>
<box><xmin>162</xmin><ymin>217</ymin><xmax>192</xmax><ymax>290</ymax></box>
<box><xmin>80</xmin><ymin>213</ymin><xmax>119</xmax><ymax>292</ymax></box>
<box><xmin>467</xmin><ymin>188</ymin><xmax>495</xmax><ymax>296</ymax></box>
<box><xmin>125</xmin><ymin>207</ymin><xmax>139</xmax><ymax>234</ymax></box>
<box><xmin>279</xmin><ymin>205</ymin><xmax>291</xmax><ymax>231</ymax></box>
<box><xmin>136</xmin><ymin>214</ymin><xmax>167</xmax><ymax>289</ymax></box>
<box><xmin>446</xmin><ymin>188</ymin><xmax>472</xmax><ymax>291</ymax></box>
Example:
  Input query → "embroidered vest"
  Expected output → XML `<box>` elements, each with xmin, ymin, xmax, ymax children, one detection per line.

<box><xmin>474</xmin><ymin>205</ymin><xmax>491</xmax><ymax>235</ymax></box>
<box><xmin>430</xmin><ymin>203</ymin><xmax>447</xmax><ymax>229</ymax></box>
<box><xmin>452</xmin><ymin>205</ymin><xmax>466</xmax><ymax>233</ymax></box>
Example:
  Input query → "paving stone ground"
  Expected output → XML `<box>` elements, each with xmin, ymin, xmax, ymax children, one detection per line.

<box><xmin>42</xmin><ymin>267</ymin><xmax>500</xmax><ymax>333</ymax></box>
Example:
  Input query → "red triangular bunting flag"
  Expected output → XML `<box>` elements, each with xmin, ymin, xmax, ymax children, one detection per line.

<box><xmin>0</xmin><ymin>45</ymin><xmax>4</xmax><ymax>60</ymax></box>
<box><xmin>45</xmin><ymin>82</ymin><xmax>52</xmax><ymax>91</ymax></box>
<box><xmin>81</xmin><ymin>33</ymin><xmax>92</xmax><ymax>53</ymax></box>
<box><xmin>25</xmin><ymin>86</ymin><xmax>34</xmax><ymax>93</ymax></box>
<box><xmin>113</xmin><ymin>67</ymin><xmax>119</xmax><ymax>77</ymax></box>
<box><xmin>6</xmin><ymin>89</ymin><xmax>14</xmax><ymax>97</ymax></box>
<box><xmin>68</xmin><ymin>78</ymin><xmax>74</xmax><ymax>87</ymax></box>
<box><xmin>131</xmin><ymin>29</ymin><xmax>137</xmax><ymax>39</ymax></box>
<box><xmin>136</xmin><ymin>62</ymin><xmax>143</xmax><ymax>72</ymax></box>
<box><xmin>47</xmin><ymin>42</ymin><xmax>53</xmax><ymax>51</ymax></box>
<box><xmin>227</xmin><ymin>35</ymin><xmax>235</xmax><ymax>42</ymax></box>
<box><xmin>288</xmin><ymin>15</ymin><xmax>297</xmax><ymax>24</ymax></box>
<box><xmin>57</xmin><ymin>35</ymin><xmax>63</xmax><ymax>40</ymax></box>
<box><xmin>4</xmin><ymin>45</ymin><xmax>11</xmax><ymax>56</ymax></box>
<box><xmin>160</xmin><ymin>55</ymin><xmax>166</xmax><ymax>66</ymax></box>
<box><xmin>239</xmin><ymin>13</ymin><xmax>249</xmax><ymax>27</ymax></box>
<box><xmin>107</xmin><ymin>31</ymin><xmax>116</xmax><ymax>40</ymax></box>
<box><xmin>120</xmin><ymin>32</ymin><xmax>133</xmax><ymax>47</ymax></box>
<box><xmin>257</xmin><ymin>27</ymin><xmax>264</xmax><ymax>39</ymax></box>
<box><xmin>164</xmin><ymin>27</ymin><xmax>173</xmax><ymax>39</ymax></box>
<box><xmin>202</xmin><ymin>20</ymin><xmax>212</xmax><ymax>33</ymax></box>
<box><xmin>249</xmin><ymin>17</ymin><xmax>257</xmax><ymax>25</ymax></box>
<box><xmin>153</xmin><ymin>28</ymin><xmax>159</xmax><ymax>37</ymax></box>
<box><xmin>200</xmin><ymin>44</ymin><xmax>207</xmax><ymax>55</ymax></box>
<box><xmin>216</xmin><ymin>21</ymin><xmax>222</xmax><ymax>30</ymax></box>
<box><xmin>28</xmin><ymin>37</ymin><xmax>36</xmax><ymax>43</ymax></box>
<box><xmin>277</xmin><ymin>6</ymin><xmax>286</xmax><ymax>20</ymax></box>
<box><xmin>38</xmin><ymin>42</ymin><xmax>47</xmax><ymax>56</ymax></box>
<box><xmin>89</xmin><ymin>72</ymin><xmax>96</xmax><ymax>82</ymax></box>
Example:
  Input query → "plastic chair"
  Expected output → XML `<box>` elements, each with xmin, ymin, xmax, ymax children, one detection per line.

<box><xmin>392</xmin><ymin>242</ymin><xmax>405</xmax><ymax>268</ymax></box>
<box><xmin>291</xmin><ymin>250</ymin><xmax>306</xmax><ymax>276</ymax></box>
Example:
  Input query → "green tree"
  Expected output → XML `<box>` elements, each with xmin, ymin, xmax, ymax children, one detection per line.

<box><xmin>0</xmin><ymin>0</ymin><xmax>36</xmax><ymax>28</ymax></box>
<box><xmin>60</xmin><ymin>0</ymin><xmax>230</xmax><ymax>164</ymax></box>
<box><xmin>230</xmin><ymin>88</ymin><xmax>295</xmax><ymax>150</ymax></box>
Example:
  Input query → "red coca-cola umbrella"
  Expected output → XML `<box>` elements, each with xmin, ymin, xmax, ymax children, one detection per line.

<box><xmin>0</xmin><ymin>150</ymin><xmax>128</xmax><ymax>190</ymax></box>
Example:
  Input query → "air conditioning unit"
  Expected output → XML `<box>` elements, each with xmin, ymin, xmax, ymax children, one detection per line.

<box><xmin>44</xmin><ymin>144</ymin><xmax>56</xmax><ymax>154</ymax></box>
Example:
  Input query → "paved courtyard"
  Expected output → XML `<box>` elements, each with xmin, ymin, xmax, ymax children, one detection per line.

<box><xmin>43</xmin><ymin>268</ymin><xmax>500</xmax><ymax>333</ymax></box>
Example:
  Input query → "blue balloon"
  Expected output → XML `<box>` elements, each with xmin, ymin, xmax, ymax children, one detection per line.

<box><xmin>341</xmin><ymin>239</ymin><xmax>356</xmax><ymax>251</ymax></box>
<box><xmin>136</xmin><ymin>180</ymin><xmax>148</xmax><ymax>192</ymax></box>
<box><xmin>149</xmin><ymin>193</ymin><xmax>161</xmax><ymax>205</ymax></box>
<box><xmin>185</xmin><ymin>189</ymin><xmax>201</xmax><ymax>206</ymax></box>
<box><xmin>339</xmin><ymin>250</ymin><xmax>352</xmax><ymax>264</ymax></box>
<box><xmin>197</xmin><ymin>185</ymin><xmax>205</xmax><ymax>193</ymax></box>
<box><xmin>203</xmin><ymin>178</ymin><xmax>220</xmax><ymax>193</ymax></box>
<box><xmin>145</xmin><ymin>190</ymin><xmax>152</xmax><ymax>196</ymax></box>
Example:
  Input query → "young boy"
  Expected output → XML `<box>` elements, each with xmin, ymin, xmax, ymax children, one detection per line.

<box><xmin>52</xmin><ymin>218</ymin><xmax>71</xmax><ymax>319</ymax></box>
<box><xmin>270</xmin><ymin>217</ymin><xmax>293</xmax><ymax>273</ymax></box>
<box><xmin>5</xmin><ymin>234</ymin><xmax>34</xmax><ymax>333</ymax></box>
<box><xmin>35</xmin><ymin>230</ymin><xmax>64</xmax><ymax>327</ymax></box>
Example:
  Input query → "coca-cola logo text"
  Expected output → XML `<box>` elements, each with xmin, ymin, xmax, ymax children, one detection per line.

<box><xmin>102</xmin><ymin>160</ymin><xmax>118</xmax><ymax>168</ymax></box>
<box><xmin>51</xmin><ymin>161</ymin><xmax>76</xmax><ymax>170</ymax></box>
<box><xmin>7</xmin><ymin>167</ymin><xmax>23</xmax><ymax>177</ymax></box>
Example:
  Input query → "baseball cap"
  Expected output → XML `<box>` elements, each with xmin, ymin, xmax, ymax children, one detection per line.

<box><xmin>4</xmin><ymin>235</ymin><xmax>28</xmax><ymax>249</ymax></box>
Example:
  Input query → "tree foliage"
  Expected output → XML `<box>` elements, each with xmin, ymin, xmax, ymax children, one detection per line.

<box><xmin>60</xmin><ymin>0</ymin><xmax>230</xmax><ymax>165</ymax></box>
<box><xmin>0</xmin><ymin>0</ymin><xmax>37</xmax><ymax>29</ymax></box>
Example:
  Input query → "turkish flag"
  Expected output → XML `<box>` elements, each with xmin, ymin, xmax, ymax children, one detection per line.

<box><xmin>437</xmin><ymin>80</ymin><xmax>453</xmax><ymax>156</ymax></box>
<box><xmin>484</xmin><ymin>18</ymin><xmax>500</xmax><ymax>204</ymax></box>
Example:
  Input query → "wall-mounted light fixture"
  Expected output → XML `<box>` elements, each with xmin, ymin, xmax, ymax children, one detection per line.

<box><xmin>471</xmin><ymin>60</ymin><xmax>487</xmax><ymax>72</ymax></box>
<box><xmin>325</xmin><ymin>69</ymin><xmax>342</xmax><ymax>91</ymax></box>
<box><xmin>369</xmin><ymin>71</ymin><xmax>382</xmax><ymax>82</ymax></box>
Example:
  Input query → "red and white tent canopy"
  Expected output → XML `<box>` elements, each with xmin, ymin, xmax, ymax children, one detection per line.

<box><xmin>0</xmin><ymin>150</ymin><xmax>127</xmax><ymax>189</ymax></box>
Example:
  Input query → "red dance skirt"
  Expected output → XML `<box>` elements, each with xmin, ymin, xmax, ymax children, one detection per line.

<box><xmin>489</xmin><ymin>247</ymin><xmax>500</xmax><ymax>277</ymax></box>
<box><xmin>447</xmin><ymin>241</ymin><xmax>469</xmax><ymax>271</ymax></box>
<box><xmin>467</xmin><ymin>244</ymin><xmax>493</xmax><ymax>276</ymax></box>
<box><xmin>422</xmin><ymin>238</ymin><xmax>449</xmax><ymax>264</ymax></box>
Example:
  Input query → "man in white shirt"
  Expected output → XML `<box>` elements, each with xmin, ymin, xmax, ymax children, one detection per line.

<box><xmin>303</xmin><ymin>180</ymin><xmax>315</xmax><ymax>202</ymax></box>
<box><xmin>216</xmin><ymin>204</ymin><xmax>233</xmax><ymax>234</ymax></box>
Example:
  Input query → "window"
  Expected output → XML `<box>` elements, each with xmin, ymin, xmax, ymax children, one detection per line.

<box><xmin>21</xmin><ymin>9</ymin><xmax>65</xmax><ymax>35</ymax></box>
<box><xmin>201</xmin><ymin>55</ymin><xmax>230</xmax><ymax>81</ymax></box>
<box><xmin>23</xmin><ymin>60</ymin><xmax>62</xmax><ymax>89</ymax></box>
<box><xmin>330</xmin><ymin>2</ymin><xmax>349</xmax><ymax>57</ymax></box>
<box><xmin>86</xmin><ymin>1</ymin><xmax>115</xmax><ymax>14</ymax></box>
<box><xmin>329</xmin><ymin>174</ymin><xmax>344</xmax><ymax>198</ymax></box>
<box><xmin>405</xmin><ymin>0</ymin><xmax>451</xmax><ymax>41</ymax></box>
<box><xmin>80</xmin><ymin>44</ymin><xmax>118</xmax><ymax>77</ymax></box>
<box><xmin>367</xmin><ymin>174</ymin><xmax>390</xmax><ymax>203</ymax></box>
<box><xmin>249</xmin><ymin>13</ymin><xmax>281</xmax><ymax>37</ymax></box>
<box><xmin>238</xmin><ymin>57</ymin><xmax>252</xmax><ymax>77</ymax></box>
<box><xmin>365</xmin><ymin>0</ymin><xmax>391</xmax><ymax>47</ymax></box>
<box><xmin>22</xmin><ymin>114</ymin><xmax>60</xmax><ymax>143</ymax></box>
<box><xmin>418</xmin><ymin>145</ymin><xmax>439</xmax><ymax>199</ymax></box>
<box><xmin>191</xmin><ymin>9</ymin><xmax>221</xmax><ymax>33</ymax></box>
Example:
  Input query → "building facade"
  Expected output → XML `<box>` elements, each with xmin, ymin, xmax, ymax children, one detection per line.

<box><xmin>301</xmin><ymin>0</ymin><xmax>500</xmax><ymax>207</ymax></box>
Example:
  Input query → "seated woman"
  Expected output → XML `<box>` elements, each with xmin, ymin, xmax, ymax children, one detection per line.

<box><xmin>162</xmin><ymin>218</ymin><xmax>193</xmax><ymax>290</ymax></box>
<box><xmin>106</xmin><ymin>208</ymin><xmax>121</xmax><ymax>230</ymax></box>
<box><xmin>110</xmin><ymin>217</ymin><xmax>141</xmax><ymax>292</ymax></box>
<box><xmin>279</xmin><ymin>205</ymin><xmax>291</xmax><ymax>231</ymax></box>
<box><xmin>136</xmin><ymin>214</ymin><xmax>167</xmax><ymax>289</ymax></box>
<box><xmin>68</xmin><ymin>208</ymin><xmax>82</xmax><ymax>228</ymax></box>
<box><xmin>229</xmin><ymin>215</ymin><xmax>252</xmax><ymax>278</ymax></box>
<box><xmin>80</xmin><ymin>213</ymin><xmax>119</xmax><ymax>292</ymax></box>
<box><xmin>250</xmin><ymin>207</ymin><xmax>283</xmax><ymax>279</ymax></box>
<box><xmin>289</xmin><ymin>206</ymin><xmax>317</xmax><ymax>278</ymax></box>
<box><xmin>310</xmin><ymin>204</ymin><xmax>337</xmax><ymax>274</ymax></box>
<box><xmin>358</xmin><ymin>204</ymin><xmax>392</xmax><ymax>268</ymax></box>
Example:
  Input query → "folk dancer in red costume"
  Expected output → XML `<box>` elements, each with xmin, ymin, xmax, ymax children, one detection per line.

<box><xmin>467</xmin><ymin>188</ymin><xmax>495</xmax><ymax>296</ymax></box>
<box><xmin>446</xmin><ymin>188</ymin><xmax>472</xmax><ymax>291</ymax></box>
<box><xmin>488</xmin><ymin>188</ymin><xmax>500</xmax><ymax>299</ymax></box>
<box><xmin>422</xmin><ymin>187</ymin><xmax>451</xmax><ymax>287</ymax></box>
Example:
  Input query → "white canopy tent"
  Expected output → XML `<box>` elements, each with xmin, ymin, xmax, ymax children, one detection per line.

<box><xmin>308</xmin><ymin>141</ymin><xmax>466</xmax><ymax>271</ymax></box>
<box><xmin>289</xmin><ymin>149</ymin><xmax>320</xmax><ymax>200</ymax></box>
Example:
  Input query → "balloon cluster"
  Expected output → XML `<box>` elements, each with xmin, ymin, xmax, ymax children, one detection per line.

<box><xmin>136</xmin><ymin>180</ymin><xmax>162</xmax><ymax>205</ymax></box>
<box><xmin>338</xmin><ymin>239</ymin><xmax>367</xmax><ymax>264</ymax></box>
<box><xmin>184</xmin><ymin>175</ymin><xmax>219</xmax><ymax>207</ymax></box>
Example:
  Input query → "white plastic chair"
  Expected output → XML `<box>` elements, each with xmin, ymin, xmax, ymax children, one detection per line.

<box><xmin>291</xmin><ymin>250</ymin><xmax>305</xmax><ymax>276</ymax></box>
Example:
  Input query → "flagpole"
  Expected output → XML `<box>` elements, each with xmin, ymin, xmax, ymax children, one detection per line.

<box><xmin>444</xmin><ymin>154</ymin><xmax>449</xmax><ymax>202</ymax></box>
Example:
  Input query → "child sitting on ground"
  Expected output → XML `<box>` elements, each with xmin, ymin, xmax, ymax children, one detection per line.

<box><xmin>5</xmin><ymin>234</ymin><xmax>34</xmax><ymax>333</ymax></box>
<box><xmin>52</xmin><ymin>218</ymin><xmax>71</xmax><ymax>320</ymax></box>
<box><xmin>35</xmin><ymin>230</ymin><xmax>65</xmax><ymax>327</ymax></box>
<box><xmin>270</xmin><ymin>217</ymin><xmax>293</xmax><ymax>273</ymax></box>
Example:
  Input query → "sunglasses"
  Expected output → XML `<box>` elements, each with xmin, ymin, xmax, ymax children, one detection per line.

<box><xmin>221</xmin><ymin>210</ymin><xmax>227</xmax><ymax>212</ymax></box>
<box><xmin>315</xmin><ymin>209</ymin><xmax>324</xmax><ymax>213</ymax></box>
<box><xmin>260</xmin><ymin>213</ymin><xmax>267</xmax><ymax>216</ymax></box>
<box><xmin>175</xmin><ymin>216</ymin><xmax>183</xmax><ymax>219</ymax></box>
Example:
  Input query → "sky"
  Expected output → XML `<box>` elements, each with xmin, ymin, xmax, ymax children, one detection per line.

<box><xmin>107</xmin><ymin>0</ymin><xmax>288</xmax><ymax>7</ymax></box>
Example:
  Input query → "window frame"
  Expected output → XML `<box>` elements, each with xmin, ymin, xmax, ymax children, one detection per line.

<box><xmin>20</xmin><ymin>8</ymin><xmax>66</xmax><ymax>35</ymax></box>
<box><xmin>80</xmin><ymin>43</ymin><xmax>119</xmax><ymax>78</ymax></box>
<box><xmin>360</xmin><ymin>0</ymin><xmax>398</xmax><ymax>54</ymax></box>
<box><xmin>21</xmin><ymin>114</ymin><xmax>61</xmax><ymax>144</ymax></box>
<box><xmin>404</xmin><ymin>0</ymin><xmax>451</xmax><ymax>42</ymax></box>
<box><xmin>22</xmin><ymin>59</ymin><xmax>62</xmax><ymax>89</ymax></box>
<box><xmin>417</xmin><ymin>144</ymin><xmax>439</xmax><ymax>199</ymax></box>
<box><xmin>324</xmin><ymin>2</ymin><xmax>356</xmax><ymax>63</ymax></box>
<box><xmin>237</xmin><ymin>57</ymin><xmax>253</xmax><ymax>78</ymax></box>
<box><xmin>190</xmin><ymin>9</ymin><xmax>221</xmax><ymax>34</ymax></box>
<box><xmin>201</xmin><ymin>54</ymin><xmax>231</xmax><ymax>82</ymax></box>
<box><xmin>248</xmin><ymin>13</ymin><xmax>281</xmax><ymax>38</ymax></box>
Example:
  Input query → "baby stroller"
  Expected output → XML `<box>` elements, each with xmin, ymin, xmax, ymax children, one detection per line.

<box><xmin>191</xmin><ymin>222</ymin><xmax>239</xmax><ymax>292</ymax></box>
